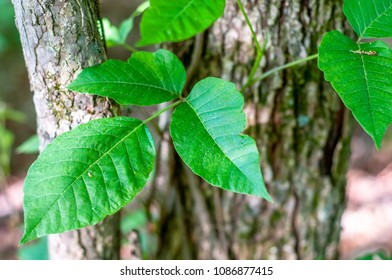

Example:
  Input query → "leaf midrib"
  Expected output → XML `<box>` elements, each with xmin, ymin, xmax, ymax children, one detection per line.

<box><xmin>358</xmin><ymin>43</ymin><xmax>377</xmax><ymax>140</ymax></box>
<box><xmin>359</xmin><ymin>1</ymin><xmax>392</xmax><ymax>39</ymax></box>
<box><xmin>23</xmin><ymin>119</ymin><xmax>144</xmax><ymax>242</ymax></box>
<box><xmin>184</xmin><ymin>100</ymin><xmax>257</xmax><ymax>191</ymax></box>
<box><xmin>71</xmin><ymin>81</ymin><xmax>179</xmax><ymax>98</ymax></box>
<box><xmin>150</xmin><ymin>0</ymin><xmax>197</xmax><ymax>41</ymax></box>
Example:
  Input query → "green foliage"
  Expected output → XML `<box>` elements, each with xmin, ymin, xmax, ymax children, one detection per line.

<box><xmin>121</xmin><ymin>208</ymin><xmax>157</xmax><ymax>259</ymax></box>
<box><xmin>121</xmin><ymin>209</ymin><xmax>148</xmax><ymax>234</ymax></box>
<box><xmin>16</xmin><ymin>135</ymin><xmax>39</xmax><ymax>154</ymax></box>
<box><xmin>357</xmin><ymin>251</ymin><xmax>392</xmax><ymax>260</ymax></box>
<box><xmin>343</xmin><ymin>0</ymin><xmax>392</xmax><ymax>39</ymax></box>
<box><xmin>0</xmin><ymin>102</ymin><xmax>25</xmax><ymax>182</ymax></box>
<box><xmin>17</xmin><ymin>237</ymin><xmax>48</xmax><ymax>260</ymax></box>
<box><xmin>318</xmin><ymin>0</ymin><xmax>392</xmax><ymax>149</ymax></box>
<box><xmin>68</xmin><ymin>49</ymin><xmax>186</xmax><ymax>106</ymax></box>
<box><xmin>0</xmin><ymin>126</ymin><xmax>13</xmax><ymax>182</ymax></box>
<box><xmin>318</xmin><ymin>31</ymin><xmax>392</xmax><ymax>149</ymax></box>
<box><xmin>103</xmin><ymin>1</ymin><xmax>150</xmax><ymax>48</ymax></box>
<box><xmin>22</xmin><ymin>48</ymin><xmax>270</xmax><ymax>244</ymax></box>
<box><xmin>138</xmin><ymin>0</ymin><xmax>226</xmax><ymax>46</ymax></box>
<box><xmin>0</xmin><ymin>103</ymin><xmax>25</xmax><ymax>122</ymax></box>
<box><xmin>21</xmin><ymin>117</ymin><xmax>155</xmax><ymax>244</ymax></box>
<box><xmin>21</xmin><ymin>0</ymin><xmax>392</xmax><ymax>246</ymax></box>
<box><xmin>0</xmin><ymin>0</ymin><xmax>20</xmax><ymax>54</ymax></box>
<box><xmin>102</xmin><ymin>18</ymin><xmax>131</xmax><ymax>48</ymax></box>
<box><xmin>170</xmin><ymin>78</ymin><xmax>271</xmax><ymax>201</ymax></box>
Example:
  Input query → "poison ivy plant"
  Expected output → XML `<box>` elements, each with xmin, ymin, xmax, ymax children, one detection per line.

<box><xmin>170</xmin><ymin>77</ymin><xmax>271</xmax><ymax>201</ymax></box>
<box><xmin>20</xmin><ymin>0</ymin><xmax>392</xmax><ymax>246</ymax></box>
<box><xmin>138</xmin><ymin>0</ymin><xmax>226</xmax><ymax>46</ymax></box>
<box><xmin>343</xmin><ymin>0</ymin><xmax>392</xmax><ymax>39</ymax></box>
<box><xmin>102</xmin><ymin>1</ymin><xmax>149</xmax><ymax>49</ymax></box>
<box><xmin>21</xmin><ymin>117</ymin><xmax>156</xmax><ymax>244</ymax></box>
<box><xmin>21</xmin><ymin>49</ymin><xmax>271</xmax><ymax>245</ymax></box>
<box><xmin>68</xmin><ymin>49</ymin><xmax>186</xmax><ymax>105</ymax></box>
<box><xmin>318</xmin><ymin>0</ymin><xmax>392</xmax><ymax>149</ymax></box>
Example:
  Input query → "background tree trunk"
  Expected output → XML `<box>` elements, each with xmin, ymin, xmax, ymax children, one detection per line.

<box><xmin>12</xmin><ymin>0</ymin><xmax>120</xmax><ymax>259</ymax></box>
<box><xmin>148</xmin><ymin>0</ymin><xmax>353</xmax><ymax>259</ymax></box>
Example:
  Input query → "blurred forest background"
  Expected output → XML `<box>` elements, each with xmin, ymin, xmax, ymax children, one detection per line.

<box><xmin>0</xmin><ymin>0</ymin><xmax>392</xmax><ymax>260</ymax></box>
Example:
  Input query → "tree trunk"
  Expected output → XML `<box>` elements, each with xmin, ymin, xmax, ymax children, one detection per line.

<box><xmin>12</xmin><ymin>0</ymin><xmax>120</xmax><ymax>259</ymax></box>
<box><xmin>148</xmin><ymin>0</ymin><xmax>352</xmax><ymax>259</ymax></box>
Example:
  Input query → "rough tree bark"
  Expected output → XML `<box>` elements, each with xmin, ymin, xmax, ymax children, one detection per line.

<box><xmin>12</xmin><ymin>0</ymin><xmax>120</xmax><ymax>259</ymax></box>
<box><xmin>148</xmin><ymin>0</ymin><xmax>352</xmax><ymax>259</ymax></box>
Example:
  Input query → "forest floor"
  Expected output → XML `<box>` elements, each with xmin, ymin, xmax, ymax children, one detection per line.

<box><xmin>1</xmin><ymin>129</ymin><xmax>392</xmax><ymax>260</ymax></box>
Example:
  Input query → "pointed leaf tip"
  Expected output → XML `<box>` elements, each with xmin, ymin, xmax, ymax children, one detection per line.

<box><xmin>68</xmin><ymin>49</ymin><xmax>186</xmax><ymax>106</ymax></box>
<box><xmin>21</xmin><ymin>117</ymin><xmax>155</xmax><ymax>244</ymax></box>
<box><xmin>318</xmin><ymin>31</ymin><xmax>392</xmax><ymax>149</ymax></box>
<box><xmin>170</xmin><ymin>77</ymin><xmax>271</xmax><ymax>201</ymax></box>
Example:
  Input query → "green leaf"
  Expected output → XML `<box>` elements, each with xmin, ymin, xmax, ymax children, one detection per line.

<box><xmin>0</xmin><ymin>102</ymin><xmax>25</xmax><ymax>123</ymax></box>
<box><xmin>68</xmin><ymin>49</ymin><xmax>186</xmax><ymax>106</ymax></box>
<box><xmin>318</xmin><ymin>30</ymin><xmax>392</xmax><ymax>149</ymax></box>
<box><xmin>16</xmin><ymin>135</ymin><xmax>39</xmax><ymax>154</ymax></box>
<box><xmin>170</xmin><ymin>77</ymin><xmax>271</xmax><ymax>201</ymax></box>
<box><xmin>0</xmin><ymin>126</ymin><xmax>13</xmax><ymax>179</ymax></box>
<box><xmin>118</xmin><ymin>17</ymin><xmax>134</xmax><ymax>44</ymax></box>
<box><xmin>121</xmin><ymin>209</ymin><xmax>148</xmax><ymax>234</ymax></box>
<box><xmin>21</xmin><ymin>117</ymin><xmax>155</xmax><ymax>244</ymax></box>
<box><xmin>17</xmin><ymin>237</ymin><xmax>48</xmax><ymax>260</ymax></box>
<box><xmin>131</xmin><ymin>1</ymin><xmax>150</xmax><ymax>18</ymax></box>
<box><xmin>102</xmin><ymin>18</ymin><xmax>122</xmax><ymax>47</ymax></box>
<box><xmin>343</xmin><ymin>0</ymin><xmax>392</xmax><ymax>38</ymax></box>
<box><xmin>138</xmin><ymin>0</ymin><xmax>226</xmax><ymax>46</ymax></box>
<box><xmin>357</xmin><ymin>251</ymin><xmax>392</xmax><ymax>260</ymax></box>
<box><xmin>102</xmin><ymin>2</ymin><xmax>149</xmax><ymax>48</ymax></box>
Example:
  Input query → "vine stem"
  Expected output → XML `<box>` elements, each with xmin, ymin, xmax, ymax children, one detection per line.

<box><xmin>143</xmin><ymin>99</ymin><xmax>183</xmax><ymax>124</ymax></box>
<box><xmin>236</xmin><ymin>0</ymin><xmax>267</xmax><ymax>92</ymax></box>
<box><xmin>236</xmin><ymin>0</ymin><xmax>261</xmax><ymax>51</ymax></box>
<box><xmin>246</xmin><ymin>53</ymin><xmax>319</xmax><ymax>88</ymax></box>
<box><xmin>121</xmin><ymin>43</ymin><xmax>139</xmax><ymax>53</ymax></box>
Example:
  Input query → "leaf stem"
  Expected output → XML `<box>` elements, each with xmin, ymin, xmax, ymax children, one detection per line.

<box><xmin>247</xmin><ymin>53</ymin><xmax>319</xmax><ymax>87</ymax></box>
<box><xmin>236</xmin><ymin>0</ymin><xmax>261</xmax><ymax>52</ymax></box>
<box><xmin>121</xmin><ymin>43</ymin><xmax>139</xmax><ymax>53</ymax></box>
<box><xmin>138</xmin><ymin>107</ymin><xmax>163</xmax><ymax>137</ymax></box>
<box><xmin>143</xmin><ymin>99</ymin><xmax>183</xmax><ymax>124</ymax></box>
<box><xmin>241</xmin><ymin>38</ymin><xmax>267</xmax><ymax>92</ymax></box>
<box><xmin>236</xmin><ymin>0</ymin><xmax>267</xmax><ymax>92</ymax></box>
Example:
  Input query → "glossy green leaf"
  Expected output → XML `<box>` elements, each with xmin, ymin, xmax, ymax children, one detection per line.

<box><xmin>318</xmin><ymin>30</ymin><xmax>392</xmax><ymax>149</ymax></box>
<box><xmin>21</xmin><ymin>117</ymin><xmax>155</xmax><ymax>244</ymax></box>
<box><xmin>68</xmin><ymin>49</ymin><xmax>186</xmax><ymax>106</ymax></box>
<box><xmin>343</xmin><ymin>0</ymin><xmax>392</xmax><ymax>38</ymax></box>
<box><xmin>138</xmin><ymin>0</ymin><xmax>226</xmax><ymax>46</ymax></box>
<box><xmin>170</xmin><ymin>77</ymin><xmax>271</xmax><ymax>201</ymax></box>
